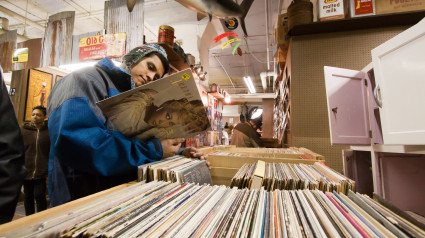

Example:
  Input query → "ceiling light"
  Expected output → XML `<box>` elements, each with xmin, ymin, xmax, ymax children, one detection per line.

<box><xmin>224</xmin><ymin>95</ymin><xmax>231</xmax><ymax>103</ymax></box>
<box><xmin>244</xmin><ymin>76</ymin><xmax>256</xmax><ymax>94</ymax></box>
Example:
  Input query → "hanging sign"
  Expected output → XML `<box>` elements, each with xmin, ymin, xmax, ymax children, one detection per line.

<box><xmin>12</xmin><ymin>48</ymin><xmax>28</xmax><ymax>63</ymax></box>
<box><xmin>79</xmin><ymin>33</ymin><xmax>126</xmax><ymax>61</ymax></box>
<box><xmin>224</xmin><ymin>17</ymin><xmax>239</xmax><ymax>31</ymax></box>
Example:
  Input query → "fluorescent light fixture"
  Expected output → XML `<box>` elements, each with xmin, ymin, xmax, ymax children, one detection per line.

<box><xmin>59</xmin><ymin>60</ymin><xmax>121</xmax><ymax>72</ymax></box>
<box><xmin>244</xmin><ymin>76</ymin><xmax>256</xmax><ymax>94</ymax></box>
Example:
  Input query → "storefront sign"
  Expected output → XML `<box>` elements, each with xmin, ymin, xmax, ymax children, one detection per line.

<box><xmin>79</xmin><ymin>33</ymin><xmax>126</xmax><ymax>61</ymax></box>
<box><xmin>12</xmin><ymin>48</ymin><xmax>28</xmax><ymax>63</ymax></box>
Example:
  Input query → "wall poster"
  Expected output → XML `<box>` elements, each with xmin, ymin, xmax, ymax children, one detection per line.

<box><xmin>25</xmin><ymin>69</ymin><xmax>53</xmax><ymax>121</ymax></box>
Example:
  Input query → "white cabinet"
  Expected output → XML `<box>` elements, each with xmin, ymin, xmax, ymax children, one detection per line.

<box><xmin>372</xmin><ymin>17</ymin><xmax>425</xmax><ymax>145</ymax></box>
<box><xmin>324</xmin><ymin>17</ymin><xmax>425</xmax><ymax>217</ymax></box>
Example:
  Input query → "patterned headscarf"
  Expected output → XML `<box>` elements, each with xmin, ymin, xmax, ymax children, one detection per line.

<box><xmin>122</xmin><ymin>44</ymin><xmax>169</xmax><ymax>88</ymax></box>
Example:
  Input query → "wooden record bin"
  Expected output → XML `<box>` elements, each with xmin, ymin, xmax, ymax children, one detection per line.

<box><xmin>202</xmin><ymin>145</ymin><xmax>325</xmax><ymax>186</ymax></box>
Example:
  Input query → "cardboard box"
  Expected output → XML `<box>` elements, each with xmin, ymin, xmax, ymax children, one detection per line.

<box><xmin>202</xmin><ymin>146</ymin><xmax>325</xmax><ymax>186</ymax></box>
<box><xmin>350</xmin><ymin>0</ymin><xmax>376</xmax><ymax>17</ymax></box>
<box><xmin>318</xmin><ymin>0</ymin><xmax>349</xmax><ymax>21</ymax></box>
<box><xmin>276</xmin><ymin>13</ymin><xmax>290</xmax><ymax>49</ymax></box>
<box><xmin>376</xmin><ymin>0</ymin><xmax>425</xmax><ymax>14</ymax></box>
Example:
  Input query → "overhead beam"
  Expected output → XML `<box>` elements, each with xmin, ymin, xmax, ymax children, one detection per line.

<box><xmin>0</xmin><ymin>6</ymin><xmax>45</xmax><ymax>32</ymax></box>
<box><xmin>0</xmin><ymin>29</ymin><xmax>29</xmax><ymax>41</ymax></box>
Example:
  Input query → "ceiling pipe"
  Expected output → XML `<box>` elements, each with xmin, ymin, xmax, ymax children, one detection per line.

<box><xmin>265</xmin><ymin>0</ymin><xmax>270</xmax><ymax>71</ymax></box>
<box><xmin>260</xmin><ymin>0</ymin><xmax>274</xmax><ymax>92</ymax></box>
<box><xmin>214</xmin><ymin>55</ymin><xmax>236</xmax><ymax>88</ymax></box>
<box><xmin>64</xmin><ymin>0</ymin><xmax>103</xmax><ymax>26</ymax></box>
<box><xmin>0</xmin><ymin>6</ymin><xmax>45</xmax><ymax>32</ymax></box>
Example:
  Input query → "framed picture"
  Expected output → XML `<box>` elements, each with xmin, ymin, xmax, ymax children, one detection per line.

<box><xmin>55</xmin><ymin>74</ymin><xmax>63</xmax><ymax>84</ymax></box>
<box><xmin>24</xmin><ymin>69</ymin><xmax>53</xmax><ymax>121</ymax></box>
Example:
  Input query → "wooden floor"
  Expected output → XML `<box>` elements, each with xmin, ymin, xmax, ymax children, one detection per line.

<box><xmin>11</xmin><ymin>192</ymin><xmax>51</xmax><ymax>221</ymax></box>
<box><xmin>12</xmin><ymin>202</ymin><xmax>26</xmax><ymax>221</ymax></box>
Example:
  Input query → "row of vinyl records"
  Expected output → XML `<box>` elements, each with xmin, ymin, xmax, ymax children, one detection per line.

<box><xmin>209</xmin><ymin>150</ymin><xmax>299</xmax><ymax>157</ymax></box>
<box><xmin>137</xmin><ymin>155</ymin><xmax>212</xmax><ymax>185</ymax></box>
<box><xmin>4</xmin><ymin>181</ymin><xmax>424</xmax><ymax>237</ymax></box>
<box><xmin>231</xmin><ymin>161</ymin><xmax>355</xmax><ymax>195</ymax></box>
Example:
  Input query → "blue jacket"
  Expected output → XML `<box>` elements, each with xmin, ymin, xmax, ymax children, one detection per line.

<box><xmin>47</xmin><ymin>58</ymin><xmax>163</xmax><ymax>206</ymax></box>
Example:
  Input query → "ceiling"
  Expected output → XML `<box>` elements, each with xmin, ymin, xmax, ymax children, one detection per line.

<box><xmin>0</xmin><ymin>0</ymin><xmax>291</xmax><ymax>99</ymax></box>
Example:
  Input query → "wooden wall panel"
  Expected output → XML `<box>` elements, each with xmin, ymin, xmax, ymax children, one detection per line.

<box><xmin>14</xmin><ymin>38</ymin><xmax>43</xmax><ymax>71</ymax></box>
<box><xmin>262</xmin><ymin>98</ymin><xmax>274</xmax><ymax>138</ymax></box>
<box><xmin>0</xmin><ymin>30</ymin><xmax>17</xmax><ymax>72</ymax></box>
<box><xmin>41</xmin><ymin>11</ymin><xmax>75</xmax><ymax>67</ymax></box>
<box><xmin>9</xmin><ymin>69</ymin><xmax>29</xmax><ymax>124</ymax></box>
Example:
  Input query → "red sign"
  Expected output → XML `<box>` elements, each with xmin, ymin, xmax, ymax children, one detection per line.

<box><xmin>79</xmin><ymin>33</ymin><xmax>126</xmax><ymax>61</ymax></box>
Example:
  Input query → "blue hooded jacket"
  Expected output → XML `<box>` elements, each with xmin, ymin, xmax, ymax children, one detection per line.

<box><xmin>47</xmin><ymin>57</ymin><xmax>163</xmax><ymax>206</ymax></box>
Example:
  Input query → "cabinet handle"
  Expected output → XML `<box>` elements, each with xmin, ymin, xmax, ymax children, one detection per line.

<box><xmin>332</xmin><ymin>107</ymin><xmax>338</xmax><ymax>114</ymax></box>
<box><xmin>374</xmin><ymin>84</ymin><xmax>382</xmax><ymax>108</ymax></box>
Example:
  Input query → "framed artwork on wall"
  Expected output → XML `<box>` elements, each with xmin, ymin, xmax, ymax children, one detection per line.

<box><xmin>55</xmin><ymin>74</ymin><xmax>63</xmax><ymax>84</ymax></box>
<box><xmin>24</xmin><ymin>69</ymin><xmax>53</xmax><ymax>121</ymax></box>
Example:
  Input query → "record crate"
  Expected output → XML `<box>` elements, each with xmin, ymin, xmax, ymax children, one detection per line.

<box><xmin>201</xmin><ymin>145</ymin><xmax>325</xmax><ymax>186</ymax></box>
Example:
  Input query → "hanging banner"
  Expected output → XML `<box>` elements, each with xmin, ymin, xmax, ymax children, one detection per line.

<box><xmin>79</xmin><ymin>33</ymin><xmax>126</xmax><ymax>61</ymax></box>
<box><xmin>12</xmin><ymin>48</ymin><xmax>29</xmax><ymax>63</ymax></box>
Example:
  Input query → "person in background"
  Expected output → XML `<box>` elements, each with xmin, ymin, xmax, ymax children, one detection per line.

<box><xmin>21</xmin><ymin>106</ymin><xmax>50</xmax><ymax>215</ymax></box>
<box><xmin>47</xmin><ymin>44</ymin><xmax>206</xmax><ymax>207</ymax></box>
<box><xmin>230</xmin><ymin>117</ymin><xmax>263</xmax><ymax>148</ymax></box>
<box><xmin>0</xmin><ymin>66</ymin><xmax>26</xmax><ymax>224</ymax></box>
<box><xmin>222</xmin><ymin>128</ymin><xmax>229</xmax><ymax>145</ymax></box>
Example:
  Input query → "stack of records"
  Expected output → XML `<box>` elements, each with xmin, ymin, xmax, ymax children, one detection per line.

<box><xmin>137</xmin><ymin>155</ymin><xmax>211</xmax><ymax>185</ymax></box>
<box><xmin>230</xmin><ymin>161</ymin><xmax>355</xmax><ymax>194</ymax></box>
<box><xmin>5</xmin><ymin>182</ymin><xmax>424</xmax><ymax>237</ymax></box>
<box><xmin>208</xmin><ymin>151</ymin><xmax>273</xmax><ymax>158</ymax></box>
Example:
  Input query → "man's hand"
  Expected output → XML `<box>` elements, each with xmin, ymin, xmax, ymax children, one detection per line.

<box><xmin>161</xmin><ymin>138</ymin><xmax>185</xmax><ymax>158</ymax></box>
<box><xmin>182</xmin><ymin>147</ymin><xmax>210</xmax><ymax>168</ymax></box>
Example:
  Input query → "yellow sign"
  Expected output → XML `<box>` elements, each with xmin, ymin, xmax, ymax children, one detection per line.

<box><xmin>12</xmin><ymin>48</ymin><xmax>28</xmax><ymax>63</ymax></box>
<box><xmin>182</xmin><ymin>73</ymin><xmax>190</xmax><ymax>80</ymax></box>
<box><xmin>221</xmin><ymin>38</ymin><xmax>241</xmax><ymax>49</ymax></box>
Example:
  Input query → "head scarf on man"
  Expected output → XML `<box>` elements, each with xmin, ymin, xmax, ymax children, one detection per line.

<box><xmin>122</xmin><ymin>44</ymin><xmax>169</xmax><ymax>88</ymax></box>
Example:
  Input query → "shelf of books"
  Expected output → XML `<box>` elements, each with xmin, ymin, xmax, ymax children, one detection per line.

<box><xmin>2</xmin><ymin>146</ymin><xmax>425</xmax><ymax>236</ymax></box>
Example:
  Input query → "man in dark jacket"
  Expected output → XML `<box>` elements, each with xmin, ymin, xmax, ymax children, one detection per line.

<box><xmin>230</xmin><ymin>118</ymin><xmax>264</xmax><ymax>147</ymax></box>
<box><xmin>21</xmin><ymin>105</ymin><xmax>50</xmax><ymax>215</ymax></box>
<box><xmin>0</xmin><ymin>67</ymin><xmax>26</xmax><ymax>224</ymax></box>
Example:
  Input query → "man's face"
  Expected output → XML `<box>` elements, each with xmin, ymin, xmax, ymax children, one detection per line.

<box><xmin>147</xmin><ymin>107</ymin><xmax>180</xmax><ymax>128</ymax></box>
<box><xmin>31</xmin><ymin>109</ymin><xmax>45</xmax><ymax>126</ymax></box>
<box><xmin>131</xmin><ymin>54</ymin><xmax>165</xmax><ymax>87</ymax></box>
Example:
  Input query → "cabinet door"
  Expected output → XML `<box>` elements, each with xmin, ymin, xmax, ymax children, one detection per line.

<box><xmin>324</xmin><ymin>66</ymin><xmax>371</xmax><ymax>145</ymax></box>
<box><xmin>372</xmin><ymin>18</ymin><xmax>425</xmax><ymax>144</ymax></box>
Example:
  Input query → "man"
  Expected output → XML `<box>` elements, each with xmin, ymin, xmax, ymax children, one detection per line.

<box><xmin>0</xmin><ymin>67</ymin><xmax>26</xmax><ymax>224</ymax></box>
<box><xmin>21</xmin><ymin>106</ymin><xmax>50</xmax><ymax>215</ymax></box>
<box><xmin>230</xmin><ymin>117</ymin><xmax>263</xmax><ymax>147</ymax></box>
<box><xmin>47</xmin><ymin>44</ymin><xmax>206</xmax><ymax>206</ymax></box>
